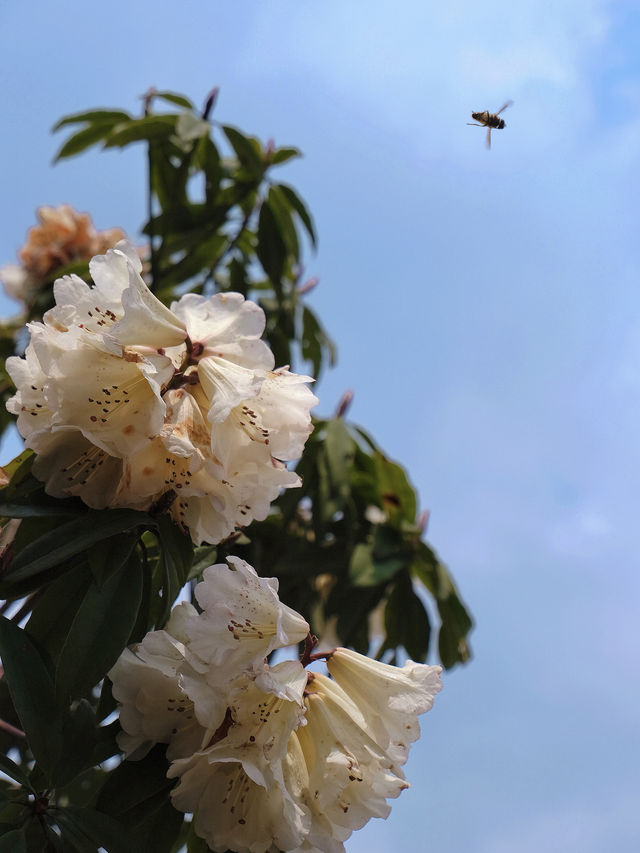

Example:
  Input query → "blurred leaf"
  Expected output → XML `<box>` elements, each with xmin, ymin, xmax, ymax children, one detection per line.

<box><xmin>221</xmin><ymin>125</ymin><xmax>264</xmax><ymax>175</ymax></box>
<box><xmin>270</xmin><ymin>146</ymin><xmax>301</xmax><ymax>166</ymax></box>
<box><xmin>0</xmin><ymin>617</ymin><xmax>62</xmax><ymax>783</ymax></box>
<box><xmin>52</xmin><ymin>110</ymin><xmax>131</xmax><ymax>132</ymax></box>
<box><xmin>151</xmin><ymin>91</ymin><xmax>194</xmax><ymax>110</ymax></box>
<box><xmin>0</xmin><ymin>754</ymin><xmax>32</xmax><ymax>792</ymax></box>
<box><xmin>55</xmin><ymin>552</ymin><xmax>144</xmax><ymax>702</ymax></box>
<box><xmin>349</xmin><ymin>526</ymin><xmax>406</xmax><ymax>587</ymax></box>
<box><xmin>188</xmin><ymin>544</ymin><xmax>217</xmax><ymax>581</ymax></box>
<box><xmin>383</xmin><ymin>572</ymin><xmax>431</xmax><ymax>661</ymax></box>
<box><xmin>374</xmin><ymin>454</ymin><xmax>417</xmax><ymax>525</ymax></box>
<box><xmin>256</xmin><ymin>201</ymin><xmax>286</xmax><ymax>288</ymax></box>
<box><xmin>104</xmin><ymin>115</ymin><xmax>177</xmax><ymax>148</ymax></box>
<box><xmin>0</xmin><ymin>828</ymin><xmax>28</xmax><ymax>852</ymax></box>
<box><xmin>53</xmin><ymin>124</ymin><xmax>116</xmax><ymax>162</ymax></box>
<box><xmin>0</xmin><ymin>450</ymin><xmax>34</xmax><ymax>484</ymax></box>
<box><xmin>275</xmin><ymin>183</ymin><xmax>317</xmax><ymax>248</ymax></box>
<box><xmin>267</xmin><ymin>186</ymin><xmax>299</xmax><ymax>260</ymax></box>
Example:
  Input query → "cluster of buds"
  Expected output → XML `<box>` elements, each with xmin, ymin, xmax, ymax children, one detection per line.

<box><xmin>5</xmin><ymin>241</ymin><xmax>317</xmax><ymax>544</ymax></box>
<box><xmin>109</xmin><ymin>558</ymin><xmax>442</xmax><ymax>852</ymax></box>
<box><xmin>0</xmin><ymin>205</ymin><xmax>128</xmax><ymax>308</ymax></box>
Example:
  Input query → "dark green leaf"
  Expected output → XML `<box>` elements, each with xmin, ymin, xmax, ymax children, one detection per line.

<box><xmin>55</xmin><ymin>811</ymin><xmax>98</xmax><ymax>853</ymax></box>
<box><xmin>55</xmin><ymin>553</ymin><xmax>144</xmax><ymax>702</ymax></box>
<box><xmin>103</xmin><ymin>116</ymin><xmax>177</xmax><ymax>148</ymax></box>
<box><xmin>256</xmin><ymin>201</ymin><xmax>286</xmax><ymax>287</ymax></box>
<box><xmin>384</xmin><ymin>572</ymin><xmax>431</xmax><ymax>661</ymax></box>
<box><xmin>132</xmin><ymin>800</ymin><xmax>184</xmax><ymax>853</ymax></box>
<box><xmin>221</xmin><ymin>125</ymin><xmax>264</xmax><ymax>175</ymax></box>
<box><xmin>275</xmin><ymin>183</ymin><xmax>317</xmax><ymax>248</ymax></box>
<box><xmin>0</xmin><ymin>503</ymin><xmax>79</xmax><ymax>518</ymax></box>
<box><xmin>0</xmin><ymin>754</ymin><xmax>32</xmax><ymax>792</ymax></box>
<box><xmin>5</xmin><ymin>509</ymin><xmax>153</xmax><ymax>585</ymax></box>
<box><xmin>151</xmin><ymin>92</ymin><xmax>194</xmax><ymax>110</ymax></box>
<box><xmin>59</xmin><ymin>808</ymin><xmax>135</xmax><ymax>853</ymax></box>
<box><xmin>52</xmin><ymin>110</ymin><xmax>131</xmax><ymax>132</ymax></box>
<box><xmin>270</xmin><ymin>146</ymin><xmax>301</xmax><ymax>166</ymax></box>
<box><xmin>374</xmin><ymin>454</ymin><xmax>417</xmax><ymax>525</ymax></box>
<box><xmin>56</xmin><ymin>701</ymin><xmax>98</xmax><ymax>787</ymax></box>
<box><xmin>53</xmin><ymin>124</ymin><xmax>116</xmax><ymax>162</ymax></box>
<box><xmin>267</xmin><ymin>187</ymin><xmax>299</xmax><ymax>260</ymax></box>
<box><xmin>0</xmin><ymin>617</ymin><xmax>62</xmax><ymax>783</ymax></box>
<box><xmin>26</xmin><ymin>563</ymin><xmax>91</xmax><ymax>664</ymax></box>
<box><xmin>87</xmin><ymin>532</ymin><xmax>137</xmax><ymax>587</ymax></box>
<box><xmin>324</xmin><ymin>418</ymin><xmax>355</xmax><ymax>496</ymax></box>
<box><xmin>96</xmin><ymin>745</ymin><xmax>173</xmax><ymax>821</ymax></box>
<box><xmin>0</xmin><ymin>828</ymin><xmax>27</xmax><ymax>853</ymax></box>
<box><xmin>437</xmin><ymin>593</ymin><xmax>473</xmax><ymax>669</ymax></box>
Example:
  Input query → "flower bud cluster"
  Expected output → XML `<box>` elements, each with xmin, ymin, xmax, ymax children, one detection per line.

<box><xmin>5</xmin><ymin>241</ymin><xmax>317</xmax><ymax>544</ymax></box>
<box><xmin>109</xmin><ymin>558</ymin><xmax>442</xmax><ymax>852</ymax></box>
<box><xmin>0</xmin><ymin>204</ymin><xmax>127</xmax><ymax>306</ymax></box>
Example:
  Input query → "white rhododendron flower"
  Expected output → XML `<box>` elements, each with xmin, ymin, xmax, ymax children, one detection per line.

<box><xmin>184</xmin><ymin>557</ymin><xmax>310</xmax><ymax>683</ymax></box>
<box><xmin>110</xmin><ymin>557</ymin><xmax>442</xmax><ymax>852</ymax></box>
<box><xmin>6</xmin><ymin>241</ymin><xmax>317</xmax><ymax>544</ymax></box>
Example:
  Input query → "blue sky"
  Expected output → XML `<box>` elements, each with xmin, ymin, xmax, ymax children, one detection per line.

<box><xmin>2</xmin><ymin>1</ymin><xmax>640</xmax><ymax>851</ymax></box>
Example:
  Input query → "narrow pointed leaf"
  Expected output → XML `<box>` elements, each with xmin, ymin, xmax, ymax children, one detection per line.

<box><xmin>0</xmin><ymin>617</ymin><xmax>62</xmax><ymax>782</ymax></box>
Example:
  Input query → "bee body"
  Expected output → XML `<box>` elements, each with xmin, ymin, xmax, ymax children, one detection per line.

<box><xmin>467</xmin><ymin>101</ymin><xmax>513</xmax><ymax>148</ymax></box>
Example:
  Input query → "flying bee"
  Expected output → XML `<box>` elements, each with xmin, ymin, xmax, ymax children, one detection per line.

<box><xmin>467</xmin><ymin>100</ymin><xmax>513</xmax><ymax>149</ymax></box>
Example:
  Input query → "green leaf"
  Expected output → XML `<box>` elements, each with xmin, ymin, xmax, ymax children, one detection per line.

<box><xmin>56</xmin><ymin>700</ymin><xmax>99</xmax><ymax>787</ymax></box>
<box><xmin>384</xmin><ymin>572</ymin><xmax>431</xmax><ymax>661</ymax></box>
<box><xmin>0</xmin><ymin>754</ymin><xmax>33</xmax><ymax>792</ymax></box>
<box><xmin>221</xmin><ymin>125</ymin><xmax>264</xmax><ymax>175</ymax></box>
<box><xmin>59</xmin><ymin>808</ymin><xmax>135</xmax><ymax>853</ymax></box>
<box><xmin>5</xmin><ymin>509</ymin><xmax>153</xmax><ymax>586</ymax></box>
<box><xmin>267</xmin><ymin>187</ymin><xmax>299</xmax><ymax>260</ymax></box>
<box><xmin>52</xmin><ymin>110</ymin><xmax>131</xmax><ymax>132</ymax></box>
<box><xmin>437</xmin><ymin>593</ymin><xmax>473</xmax><ymax>669</ymax></box>
<box><xmin>0</xmin><ymin>450</ymin><xmax>34</xmax><ymax>484</ymax></box>
<box><xmin>374</xmin><ymin>454</ymin><xmax>417</xmax><ymax>525</ymax></box>
<box><xmin>96</xmin><ymin>745</ymin><xmax>173</xmax><ymax>822</ymax></box>
<box><xmin>55</xmin><ymin>812</ymin><xmax>98</xmax><ymax>853</ymax></box>
<box><xmin>55</xmin><ymin>552</ymin><xmax>144</xmax><ymax>702</ymax></box>
<box><xmin>26</xmin><ymin>563</ymin><xmax>92</xmax><ymax>664</ymax></box>
<box><xmin>275</xmin><ymin>183</ymin><xmax>317</xmax><ymax>248</ymax></box>
<box><xmin>151</xmin><ymin>91</ymin><xmax>194</xmax><ymax>110</ymax></box>
<box><xmin>53</xmin><ymin>124</ymin><xmax>116</xmax><ymax>162</ymax></box>
<box><xmin>86</xmin><ymin>532</ymin><xmax>137</xmax><ymax>587</ymax></box>
<box><xmin>103</xmin><ymin>116</ymin><xmax>177</xmax><ymax>148</ymax></box>
<box><xmin>0</xmin><ymin>503</ymin><xmax>79</xmax><ymax>519</ymax></box>
<box><xmin>349</xmin><ymin>527</ymin><xmax>407</xmax><ymax>587</ymax></box>
<box><xmin>256</xmin><ymin>201</ymin><xmax>286</xmax><ymax>287</ymax></box>
<box><xmin>189</xmin><ymin>545</ymin><xmax>217</xmax><ymax>581</ymax></box>
<box><xmin>324</xmin><ymin>418</ymin><xmax>356</xmax><ymax>497</ymax></box>
<box><xmin>270</xmin><ymin>146</ymin><xmax>301</xmax><ymax>166</ymax></box>
<box><xmin>0</xmin><ymin>617</ymin><xmax>62</xmax><ymax>783</ymax></box>
<box><xmin>0</xmin><ymin>828</ymin><xmax>27</xmax><ymax>853</ymax></box>
<box><xmin>131</xmin><ymin>800</ymin><xmax>184</xmax><ymax>853</ymax></box>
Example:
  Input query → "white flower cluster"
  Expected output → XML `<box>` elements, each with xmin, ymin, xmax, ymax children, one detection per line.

<box><xmin>5</xmin><ymin>241</ymin><xmax>317</xmax><ymax>544</ymax></box>
<box><xmin>109</xmin><ymin>558</ymin><xmax>442</xmax><ymax>853</ymax></box>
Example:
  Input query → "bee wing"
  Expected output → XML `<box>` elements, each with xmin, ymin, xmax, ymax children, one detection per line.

<box><xmin>486</xmin><ymin>127</ymin><xmax>492</xmax><ymax>149</ymax></box>
<box><xmin>496</xmin><ymin>100</ymin><xmax>513</xmax><ymax>115</ymax></box>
